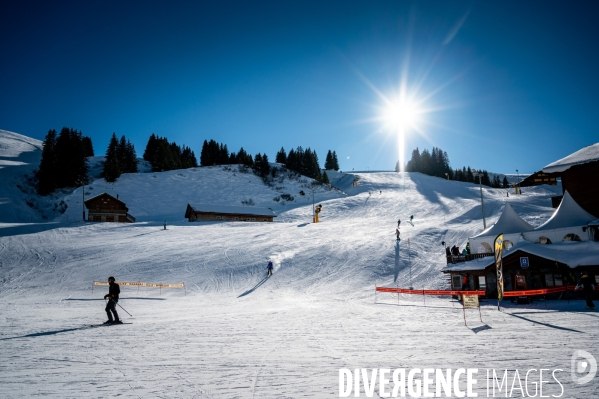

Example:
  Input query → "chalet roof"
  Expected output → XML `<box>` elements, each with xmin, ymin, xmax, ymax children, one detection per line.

<box><xmin>534</xmin><ymin>191</ymin><xmax>596</xmax><ymax>231</ymax></box>
<box><xmin>442</xmin><ymin>240</ymin><xmax>599</xmax><ymax>273</ymax></box>
<box><xmin>471</xmin><ymin>202</ymin><xmax>533</xmax><ymax>239</ymax></box>
<box><xmin>186</xmin><ymin>203</ymin><xmax>277</xmax><ymax>218</ymax></box>
<box><xmin>542</xmin><ymin>142</ymin><xmax>599</xmax><ymax>173</ymax></box>
<box><xmin>84</xmin><ymin>192</ymin><xmax>126</xmax><ymax>206</ymax></box>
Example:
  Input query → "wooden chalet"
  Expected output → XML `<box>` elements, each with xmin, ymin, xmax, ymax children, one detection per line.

<box><xmin>84</xmin><ymin>193</ymin><xmax>135</xmax><ymax>223</ymax></box>
<box><xmin>543</xmin><ymin>143</ymin><xmax>599</xmax><ymax>218</ymax></box>
<box><xmin>518</xmin><ymin>171</ymin><xmax>557</xmax><ymax>188</ymax></box>
<box><xmin>185</xmin><ymin>204</ymin><xmax>276</xmax><ymax>222</ymax></box>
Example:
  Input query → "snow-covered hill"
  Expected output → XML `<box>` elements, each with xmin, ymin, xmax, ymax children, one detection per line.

<box><xmin>3</xmin><ymin>130</ymin><xmax>596</xmax><ymax>399</ymax></box>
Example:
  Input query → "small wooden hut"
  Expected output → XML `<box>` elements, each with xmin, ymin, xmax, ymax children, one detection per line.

<box><xmin>84</xmin><ymin>193</ymin><xmax>135</xmax><ymax>223</ymax></box>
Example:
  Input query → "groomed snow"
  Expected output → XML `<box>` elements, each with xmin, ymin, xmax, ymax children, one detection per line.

<box><xmin>1</xmin><ymin>131</ymin><xmax>597</xmax><ymax>398</ymax></box>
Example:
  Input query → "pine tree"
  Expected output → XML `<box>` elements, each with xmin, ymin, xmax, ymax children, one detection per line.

<box><xmin>332</xmin><ymin>151</ymin><xmax>339</xmax><ymax>170</ymax></box>
<box><xmin>325</xmin><ymin>150</ymin><xmax>334</xmax><ymax>170</ymax></box>
<box><xmin>322</xmin><ymin>170</ymin><xmax>330</xmax><ymax>184</ymax></box>
<box><xmin>36</xmin><ymin>129</ymin><xmax>58</xmax><ymax>195</ymax></box>
<box><xmin>54</xmin><ymin>127</ymin><xmax>89</xmax><ymax>188</ymax></box>
<box><xmin>502</xmin><ymin>176</ymin><xmax>509</xmax><ymax>188</ymax></box>
<box><xmin>466</xmin><ymin>167</ymin><xmax>474</xmax><ymax>183</ymax></box>
<box><xmin>395</xmin><ymin>160</ymin><xmax>400</xmax><ymax>172</ymax></box>
<box><xmin>82</xmin><ymin>136</ymin><xmax>94</xmax><ymax>157</ymax></box>
<box><xmin>481</xmin><ymin>170</ymin><xmax>491</xmax><ymax>186</ymax></box>
<box><xmin>102</xmin><ymin>133</ymin><xmax>121</xmax><ymax>182</ymax></box>
<box><xmin>275</xmin><ymin>147</ymin><xmax>287</xmax><ymax>164</ymax></box>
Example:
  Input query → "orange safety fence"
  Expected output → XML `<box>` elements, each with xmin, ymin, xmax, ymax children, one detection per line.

<box><xmin>92</xmin><ymin>281</ymin><xmax>186</xmax><ymax>295</ymax></box>
<box><xmin>375</xmin><ymin>287</ymin><xmax>485</xmax><ymax>296</ymax></box>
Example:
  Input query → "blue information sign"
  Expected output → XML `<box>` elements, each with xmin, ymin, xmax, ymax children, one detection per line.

<box><xmin>520</xmin><ymin>257</ymin><xmax>529</xmax><ymax>268</ymax></box>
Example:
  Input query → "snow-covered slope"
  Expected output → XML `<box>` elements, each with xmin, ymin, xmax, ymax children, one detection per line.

<box><xmin>0</xmin><ymin>130</ymin><xmax>43</xmax><ymax>223</ymax></box>
<box><xmin>3</xmin><ymin>131</ymin><xmax>596</xmax><ymax>399</ymax></box>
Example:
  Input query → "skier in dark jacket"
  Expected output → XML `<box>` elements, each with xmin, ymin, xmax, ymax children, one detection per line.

<box><xmin>267</xmin><ymin>261</ymin><xmax>274</xmax><ymax>277</ymax></box>
<box><xmin>576</xmin><ymin>274</ymin><xmax>595</xmax><ymax>310</ymax></box>
<box><xmin>104</xmin><ymin>276</ymin><xmax>122</xmax><ymax>324</ymax></box>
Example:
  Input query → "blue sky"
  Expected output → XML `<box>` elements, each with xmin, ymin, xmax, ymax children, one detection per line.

<box><xmin>1</xmin><ymin>1</ymin><xmax>598</xmax><ymax>174</ymax></box>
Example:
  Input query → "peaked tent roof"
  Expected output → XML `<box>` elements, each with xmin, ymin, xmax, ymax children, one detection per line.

<box><xmin>471</xmin><ymin>202</ymin><xmax>533</xmax><ymax>238</ymax></box>
<box><xmin>534</xmin><ymin>190</ymin><xmax>596</xmax><ymax>231</ymax></box>
<box><xmin>542</xmin><ymin>142</ymin><xmax>599</xmax><ymax>173</ymax></box>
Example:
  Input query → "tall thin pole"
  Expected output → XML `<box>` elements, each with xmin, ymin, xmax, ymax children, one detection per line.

<box><xmin>408</xmin><ymin>238</ymin><xmax>413</xmax><ymax>289</ymax></box>
<box><xmin>476</xmin><ymin>171</ymin><xmax>486</xmax><ymax>229</ymax></box>
<box><xmin>312</xmin><ymin>187</ymin><xmax>315</xmax><ymax>223</ymax></box>
<box><xmin>82</xmin><ymin>185</ymin><xmax>85</xmax><ymax>221</ymax></box>
<box><xmin>516</xmin><ymin>169</ymin><xmax>521</xmax><ymax>194</ymax></box>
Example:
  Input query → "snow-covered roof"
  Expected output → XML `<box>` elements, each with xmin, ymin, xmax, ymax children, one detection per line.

<box><xmin>534</xmin><ymin>191</ymin><xmax>595</xmax><ymax>231</ymax></box>
<box><xmin>443</xmin><ymin>240</ymin><xmax>599</xmax><ymax>273</ymax></box>
<box><xmin>471</xmin><ymin>202</ymin><xmax>533</xmax><ymax>238</ymax></box>
<box><xmin>186</xmin><ymin>204</ymin><xmax>276</xmax><ymax>217</ymax></box>
<box><xmin>84</xmin><ymin>192</ymin><xmax>127</xmax><ymax>206</ymax></box>
<box><xmin>542</xmin><ymin>142</ymin><xmax>599</xmax><ymax>173</ymax></box>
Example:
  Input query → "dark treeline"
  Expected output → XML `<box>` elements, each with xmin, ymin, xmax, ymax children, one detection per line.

<box><xmin>143</xmin><ymin>134</ymin><xmax>198</xmax><ymax>172</ymax></box>
<box><xmin>277</xmin><ymin>146</ymin><xmax>329</xmax><ymax>183</ymax></box>
<box><xmin>200</xmin><ymin>139</ymin><xmax>253</xmax><ymax>167</ymax></box>
<box><xmin>404</xmin><ymin>147</ymin><xmax>510</xmax><ymax>188</ymax></box>
<box><xmin>37</xmin><ymin>127</ymin><xmax>93</xmax><ymax>195</ymax></box>
<box><xmin>102</xmin><ymin>133</ymin><xmax>138</xmax><ymax>182</ymax></box>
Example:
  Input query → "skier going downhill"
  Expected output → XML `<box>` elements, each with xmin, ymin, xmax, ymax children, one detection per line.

<box><xmin>575</xmin><ymin>274</ymin><xmax>595</xmax><ymax>310</ymax></box>
<box><xmin>103</xmin><ymin>276</ymin><xmax>122</xmax><ymax>324</ymax></box>
<box><xmin>267</xmin><ymin>261</ymin><xmax>274</xmax><ymax>277</ymax></box>
<box><xmin>397</xmin><ymin>219</ymin><xmax>401</xmax><ymax>228</ymax></box>
<box><xmin>396</xmin><ymin>229</ymin><xmax>400</xmax><ymax>241</ymax></box>
<box><xmin>409</xmin><ymin>215</ymin><xmax>414</xmax><ymax>225</ymax></box>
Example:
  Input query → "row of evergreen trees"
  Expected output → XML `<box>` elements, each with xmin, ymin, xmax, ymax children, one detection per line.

<box><xmin>199</xmin><ymin>139</ymin><xmax>254</xmax><ymax>167</ymax></box>
<box><xmin>37</xmin><ymin>128</ymin><xmax>93</xmax><ymax>195</ymax></box>
<box><xmin>275</xmin><ymin>146</ymin><xmax>329</xmax><ymax>183</ymax></box>
<box><xmin>143</xmin><ymin>134</ymin><xmax>198</xmax><ymax>172</ymax></box>
<box><xmin>36</xmin><ymin>128</ymin><xmax>339</xmax><ymax>195</ymax></box>
<box><xmin>102</xmin><ymin>133</ymin><xmax>138</xmax><ymax>182</ymax></box>
<box><xmin>402</xmin><ymin>146</ymin><xmax>509</xmax><ymax>188</ymax></box>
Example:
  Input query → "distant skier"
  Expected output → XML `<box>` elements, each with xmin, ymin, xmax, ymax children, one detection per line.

<box><xmin>163</xmin><ymin>220</ymin><xmax>167</xmax><ymax>230</ymax></box>
<box><xmin>575</xmin><ymin>274</ymin><xmax>595</xmax><ymax>310</ymax></box>
<box><xmin>395</xmin><ymin>229</ymin><xmax>400</xmax><ymax>241</ymax></box>
<box><xmin>103</xmin><ymin>276</ymin><xmax>122</xmax><ymax>324</ymax></box>
<box><xmin>397</xmin><ymin>219</ymin><xmax>401</xmax><ymax>228</ymax></box>
<box><xmin>409</xmin><ymin>215</ymin><xmax>413</xmax><ymax>224</ymax></box>
<box><xmin>267</xmin><ymin>261</ymin><xmax>274</xmax><ymax>277</ymax></box>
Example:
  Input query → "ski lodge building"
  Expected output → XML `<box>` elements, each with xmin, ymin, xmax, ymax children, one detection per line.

<box><xmin>84</xmin><ymin>192</ymin><xmax>136</xmax><ymax>223</ymax></box>
<box><xmin>442</xmin><ymin>143</ymin><xmax>599</xmax><ymax>298</ymax></box>
<box><xmin>543</xmin><ymin>142</ymin><xmax>599</xmax><ymax>218</ymax></box>
<box><xmin>185</xmin><ymin>204</ymin><xmax>277</xmax><ymax>222</ymax></box>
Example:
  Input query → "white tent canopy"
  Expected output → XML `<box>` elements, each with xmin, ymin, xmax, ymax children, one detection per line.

<box><xmin>533</xmin><ymin>191</ymin><xmax>595</xmax><ymax>231</ymax></box>
<box><xmin>468</xmin><ymin>202</ymin><xmax>533</xmax><ymax>253</ymax></box>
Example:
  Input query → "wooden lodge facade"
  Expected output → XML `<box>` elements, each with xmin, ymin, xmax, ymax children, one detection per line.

<box><xmin>518</xmin><ymin>171</ymin><xmax>557</xmax><ymax>188</ymax></box>
<box><xmin>84</xmin><ymin>193</ymin><xmax>136</xmax><ymax>223</ymax></box>
<box><xmin>443</xmin><ymin>247</ymin><xmax>599</xmax><ymax>299</ymax></box>
<box><xmin>543</xmin><ymin>144</ymin><xmax>599</xmax><ymax>218</ymax></box>
<box><xmin>554</xmin><ymin>160</ymin><xmax>599</xmax><ymax>218</ymax></box>
<box><xmin>185</xmin><ymin>204</ymin><xmax>276</xmax><ymax>223</ymax></box>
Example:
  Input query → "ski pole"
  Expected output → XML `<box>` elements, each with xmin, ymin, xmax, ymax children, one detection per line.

<box><xmin>117</xmin><ymin>302</ymin><xmax>132</xmax><ymax>317</ymax></box>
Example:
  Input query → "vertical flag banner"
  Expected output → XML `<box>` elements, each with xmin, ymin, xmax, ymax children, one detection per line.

<box><xmin>494</xmin><ymin>234</ymin><xmax>504</xmax><ymax>307</ymax></box>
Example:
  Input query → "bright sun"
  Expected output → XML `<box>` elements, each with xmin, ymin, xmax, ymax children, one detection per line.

<box><xmin>384</xmin><ymin>100</ymin><xmax>420</xmax><ymax>129</ymax></box>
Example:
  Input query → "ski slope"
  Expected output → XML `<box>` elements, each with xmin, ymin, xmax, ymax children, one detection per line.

<box><xmin>1</xmin><ymin>130</ymin><xmax>597</xmax><ymax>398</ymax></box>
